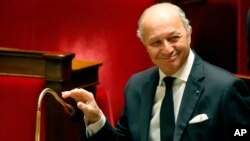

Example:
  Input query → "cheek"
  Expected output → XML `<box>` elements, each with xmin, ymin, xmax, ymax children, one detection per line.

<box><xmin>185</xmin><ymin>35</ymin><xmax>192</xmax><ymax>47</ymax></box>
<box><xmin>188</xmin><ymin>37</ymin><xmax>191</xmax><ymax>45</ymax></box>
<box><xmin>147</xmin><ymin>49</ymin><xmax>159</xmax><ymax>59</ymax></box>
<box><xmin>146</xmin><ymin>49</ymin><xmax>159</xmax><ymax>64</ymax></box>
<box><xmin>177</xmin><ymin>47</ymin><xmax>190</xmax><ymax>66</ymax></box>
<box><xmin>176</xmin><ymin>39</ymin><xmax>190</xmax><ymax>54</ymax></box>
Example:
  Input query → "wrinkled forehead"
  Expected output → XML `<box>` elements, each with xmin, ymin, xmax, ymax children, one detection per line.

<box><xmin>142</xmin><ymin>5</ymin><xmax>182</xmax><ymax>30</ymax></box>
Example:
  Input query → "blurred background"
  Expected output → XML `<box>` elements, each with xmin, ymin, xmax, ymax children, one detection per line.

<box><xmin>0</xmin><ymin>0</ymin><xmax>249</xmax><ymax>133</ymax></box>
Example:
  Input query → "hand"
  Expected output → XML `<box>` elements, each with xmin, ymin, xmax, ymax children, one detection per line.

<box><xmin>62</xmin><ymin>88</ymin><xmax>103</xmax><ymax>124</ymax></box>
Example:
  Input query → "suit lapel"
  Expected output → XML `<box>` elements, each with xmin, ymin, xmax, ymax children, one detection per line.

<box><xmin>174</xmin><ymin>54</ymin><xmax>205</xmax><ymax>141</ymax></box>
<box><xmin>139</xmin><ymin>68</ymin><xmax>159</xmax><ymax>141</ymax></box>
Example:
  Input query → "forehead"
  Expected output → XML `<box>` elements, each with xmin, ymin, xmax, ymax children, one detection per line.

<box><xmin>142</xmin><ymin>4</ymin><xmax>181</xmax><ymax>25</ymax></box>
<box><xmin>142</xmin><ymin>6</ymin><xmax>185</xmax><ymax>39</ymax></box>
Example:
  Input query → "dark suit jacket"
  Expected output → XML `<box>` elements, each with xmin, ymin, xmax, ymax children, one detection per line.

<box><xmin>88</xmin><ymin>54</ymin><xmax>250</xmax><ymax>141</ymax></box>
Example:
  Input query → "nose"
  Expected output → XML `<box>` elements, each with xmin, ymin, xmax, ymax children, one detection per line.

<box><xmin>161</xmin><ymin>40</ymin><xmax>173</xmax><ymax>54</ymax></box>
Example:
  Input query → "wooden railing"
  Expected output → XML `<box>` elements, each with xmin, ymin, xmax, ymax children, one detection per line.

<box><xmin>0</xmin><ymin>47</ymin><xmax>102</xmax><ymax>141</ymax></box>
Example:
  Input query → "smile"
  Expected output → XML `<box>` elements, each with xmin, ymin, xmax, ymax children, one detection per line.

<box><xmin>160</xmin><ymin>51</ymin><xmax>178</xmax><ymax>60</ymax></box>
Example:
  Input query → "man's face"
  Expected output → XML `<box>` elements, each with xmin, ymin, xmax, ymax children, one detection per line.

<box><xmin>142</xmin><ymin>8</ymin><xmax>191</xmax><ymax>75</ymax></box>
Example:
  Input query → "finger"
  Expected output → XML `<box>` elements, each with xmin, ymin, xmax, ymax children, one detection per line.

<box><xmin>62</xmin><ymin>88</ymin><xmax>94</xmax><ymax>102</ymax></box>
<box><xmin>62</xmin><ymin>91</ymin><xmax>71</xmax><ymax>99</ymax></box>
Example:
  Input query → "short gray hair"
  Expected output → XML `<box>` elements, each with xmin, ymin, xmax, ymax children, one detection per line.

<box><xmin>136</xmin><ymin>3</ymin><xmax>191</xmax><ymax>43</ymax></box>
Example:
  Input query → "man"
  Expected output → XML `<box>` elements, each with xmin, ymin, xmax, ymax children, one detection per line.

<box><xmin>62</xmin><ymin>2</ymin><xmax>250</xmax><ymax>141</ymax></box>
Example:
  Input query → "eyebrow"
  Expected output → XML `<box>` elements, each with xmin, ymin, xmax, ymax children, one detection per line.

<box><xmin>146</xmin><ymin>30</ymin><xmax>183</xmax><ymax>42</ymax></box>
<box><xmin>169</xmin><ymin>30</ymin><xmax>182</xmax><ymax>36</ymax></box>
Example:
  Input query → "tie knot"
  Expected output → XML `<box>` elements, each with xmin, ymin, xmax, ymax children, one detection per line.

<box><xmin>163</xmin><ymin>77</ymin><xmax>175</xmax><ymax>88</ymax></box>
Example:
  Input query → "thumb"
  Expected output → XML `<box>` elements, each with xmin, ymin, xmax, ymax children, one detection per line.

<box><xmin>77</xmin><ymin>101</ymin><xmax>103</xmax><ymax>124</ymax></box>
<box><xmin>77</xmin><ymin>102</ymin><xmax>88</xmax><ymax>113</ymax></box>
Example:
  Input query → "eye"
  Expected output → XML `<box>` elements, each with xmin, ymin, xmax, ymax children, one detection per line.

<box><xmin>168</xmin><ymin>36</ymin><xmax>181</xmax><ymax>43</ymax></box>
<box><xmin>150</xmin><ymin>40</ymin><xmax>162</xmax><ymax>47</ymax></box>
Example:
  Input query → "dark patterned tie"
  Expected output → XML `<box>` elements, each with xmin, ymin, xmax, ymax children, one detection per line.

<box><xmin>160</xmin><ymin>77</ymin><xmax>175</xmax><ymax>141</ymax></box>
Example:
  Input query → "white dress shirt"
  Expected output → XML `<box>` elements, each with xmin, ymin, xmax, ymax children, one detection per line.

<box><xmin>148</xmin><ymin>50</ymin><xmax>194</xmax><ymax>141</ymax></box>
<box><xmin>85</xmin><ymin>50</ymin><xmax>195</xmax><ymax>140</ymax></box>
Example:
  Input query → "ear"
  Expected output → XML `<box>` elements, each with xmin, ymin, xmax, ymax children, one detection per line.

<box><xmin>188</xmin><ymin>26</ymin><xmax>192</xmax><ymax>45</ymax></box>
<box><xmin>188</xmin><ymin>26</ymin><xmax>192</xmax><ymax>36</ymax></box>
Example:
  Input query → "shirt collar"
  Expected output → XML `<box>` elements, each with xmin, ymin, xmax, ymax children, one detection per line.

<box><xmin>159</xmin><ymin>49</ymin><xmax>195</xmax><ymax>85</ymax></box>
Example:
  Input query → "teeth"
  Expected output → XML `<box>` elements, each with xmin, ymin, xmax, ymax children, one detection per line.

<box><xmin>168</xmin><ymin>52</ymin><xmax>176</xmax><ymax>58</ymax></box>
<box><xmin>160</xmin><ymin>52</ymin><xmax>177</xmax><ymax>59</ymax></box>
<box><xmin>172</xmin><ymin>52</ymin><xmax>177</xmax><ymax>56</ymax></box>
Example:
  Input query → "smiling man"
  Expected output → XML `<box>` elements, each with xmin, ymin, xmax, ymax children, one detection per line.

<box><xmin>62</xmin><ymin>2</ymin><xmax>250</xmax><ymax>141</ymax></box>
<box><xmin>138</xmin><ymin>3</ymin><xmax>192</xmax><ymax>76</ymax></box>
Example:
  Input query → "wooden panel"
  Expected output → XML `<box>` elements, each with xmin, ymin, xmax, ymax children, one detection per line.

<box><xmin>72</xmin><ymin>60</ymin><xmax>101</xmax><ymax>89</ymax></box>
<box><xmin>0</xmin><ymin>47</ymin><xmax>102</xmax><ymax>141</ymax></box>
<box><xmin>0</xmin><ymin>47</ymin><xmax>74</xmax><ymax>79</ymax></box>
<box><xmin>0</xmin><ymin>48</ymin><xmax>45</xmax><ymax>77</ymax></box>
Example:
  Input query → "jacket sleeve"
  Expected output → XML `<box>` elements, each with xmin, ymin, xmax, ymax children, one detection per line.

<box><xmin>220</xmin><ymin>78</ymin><xmax>250</xmax><ymax>141</ymax></box>
<box><xmin>86</xmin><ymin>107</ymin><xmax>132</xmax><ymax>141</ymax></box>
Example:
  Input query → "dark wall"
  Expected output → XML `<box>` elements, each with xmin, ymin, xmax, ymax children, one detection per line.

<box><xmin>186</xmin><ymin>2</ymin><xmax>237</xmax><ymax>73</ymax></box>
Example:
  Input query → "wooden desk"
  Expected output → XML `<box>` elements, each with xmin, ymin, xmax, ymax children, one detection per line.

<box><xmin>0</xmin><ymin>47</ymin><xmax>102</xmax><ymax>141</ymax></box>
<box><xmin>72</xmin><ymin>60</ymin><xmax>101</xmax><ymax>91</ymax></box>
